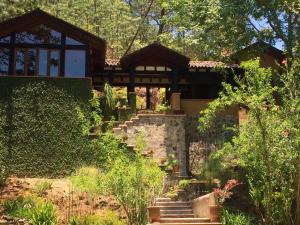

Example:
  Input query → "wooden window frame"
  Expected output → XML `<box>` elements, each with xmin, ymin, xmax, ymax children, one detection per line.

<box><xmin>0</xmin><ymin>31</ymin><xmax>88</xmax><ymax>77</ymax></box>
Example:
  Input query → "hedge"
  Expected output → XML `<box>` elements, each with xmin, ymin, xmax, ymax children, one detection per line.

<box><xmin>0</xmin><ymin>76</ymin><xmax>93</xmax><ymax>177</ymax></box>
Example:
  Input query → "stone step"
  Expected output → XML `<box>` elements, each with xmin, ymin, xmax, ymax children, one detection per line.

<box><xmin>161</xmin><ymin>209</ymin><xmax>193</xmax><ymax>215</ymax></box>
<box><xmin>112</xmin><ymin>127</ymin><xmax>122</xmax><ymax>135</ymax></box>
<box><xmin>160</xmin><ymin>218</ymin><xmax>211</xmax><ymax>223</ymax></box>
<box><xmin>156</xmin><ymin>198</ymin><xmax>172</xmax><ymax>202</ymax></box>
<box><xmin>119</xmin><ymin>124</ymin><xmax>127</xmax><ymax>131</ymax></box>
<box><xmin>125</xmin><ymin>121</ymin><xmax>134</xmax><ymax>126</ymax></box>
<box><xmin>159</xmin><ymin>206</ymin><xmax>192</xmax><ymax>211</ymax></box>
<box><xmin>147</xmin><ymin>223</ymin><xmax>221</xmax><ymax>225</ymax></box>
<box><xmin>160</xmin><ymin>214</ymin><xmax>195</xmax><ymax>218</ymax></box>
<box><xmin>156</xmin><ymin>202</ymin><xmax>191</xmax><ymax>207</ymax></box>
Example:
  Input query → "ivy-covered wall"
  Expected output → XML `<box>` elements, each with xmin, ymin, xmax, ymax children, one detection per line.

<box><xmin>0</xmin><ymin>77</ymin><xmax>93</xmax><ymax>177</ymax></box>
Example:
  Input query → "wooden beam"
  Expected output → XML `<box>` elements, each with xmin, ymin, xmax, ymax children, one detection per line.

<box><xmin>146</xmin><ymin>86</ymin><xmax>151</xmax><ymax>109</ymax></box>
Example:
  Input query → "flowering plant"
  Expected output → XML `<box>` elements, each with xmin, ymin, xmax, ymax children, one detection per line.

<box><xmin>213</xmin><ymin>179</ymin><xmax>240</xmax><ymax>205</ymax></box>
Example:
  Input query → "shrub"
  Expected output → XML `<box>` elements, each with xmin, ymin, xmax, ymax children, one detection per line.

<box><xmin>33</xmin><ymin>180</ymin><xmax>52</xmax><ymax>196</ymax></box>
<box><xmin>199</xmin><ymin>59</ymin><xmax>300</xmax><ymax>224</ymax></box>
<box><xmin>70</xmin><ymin>166</ymin><xmax>103</xmax><ymax>195</ymax></box>
<box><xmin>0</xmin><ymin>77</ymin><xmax>93</xmax><ymax>177</ymax></box>
<box><xmin>0</xmin><ymin>100</ymin><xmax>8</xmax><ymax>187</ymax></box>
<box><xmin>178</xmin><ymin>179</ymin><xmax>191</xmax><ymax>189</ymax></box>
<box><xmin>69</xmin><ymin>211</ymin><xmax>125</xmax><ymax>225</ymax></box>
<box><xmin>221</xmin><ymin>209</ymin><xmax>256</xmax><ymax>225</ymax></box>
<box><xmin>4</xmin><ymin>196</ymin><xmax>58</xmax><ymax>225</ymax></box>
<box><xmin>105</xmin><ymin>154</ymin><xmax>165</xmax><ymax>225</ymax></box>
<box><xmin>91</xmin><ymin>131</ymin><xmax>133</xmax><ymax>172</ymax></box>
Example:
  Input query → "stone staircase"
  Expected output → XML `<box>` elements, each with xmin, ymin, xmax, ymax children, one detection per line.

<box><xmin>148</xmin><ymin>197</ymin><xmax>221</xmax><ymax>225</ymax></box>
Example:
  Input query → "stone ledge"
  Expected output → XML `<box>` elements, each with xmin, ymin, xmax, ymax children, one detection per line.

<box><xmin>137</xmin><ymin>114</ymin><xmax>186</xmax><ymax>117</ymax></box>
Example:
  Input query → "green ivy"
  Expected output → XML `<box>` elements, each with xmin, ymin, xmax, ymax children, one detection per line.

<box><xmin>0</xmin><ymin>77</ymin><xmax>93</xmax><ymax>177</ymax></box>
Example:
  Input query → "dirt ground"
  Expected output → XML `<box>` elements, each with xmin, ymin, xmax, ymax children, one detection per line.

<box><xmin>0</xmin><ymin>177</ymin><xmax>125</xmax><ymax>224</ymax></box>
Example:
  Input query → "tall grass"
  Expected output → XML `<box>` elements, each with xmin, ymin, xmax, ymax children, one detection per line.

<box><xmin>221</xmin><ymin>209</ymin><xmax>256</xmax><ymax>225</ymax></box>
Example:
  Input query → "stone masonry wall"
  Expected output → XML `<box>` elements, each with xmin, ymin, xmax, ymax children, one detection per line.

<box><xmin>185</xmin><ymin>115</ymin><xmax>238</xmax><ymax>174</ymax></box>
<box><xmin>126</xmin><ymin>114</ymin><xmax>188</xmax><ymax>176</ymax></box>
<box><xmin>117</xmin><ymin>114</ymin><xmax>238</xmax><ymax>177</ymax></box>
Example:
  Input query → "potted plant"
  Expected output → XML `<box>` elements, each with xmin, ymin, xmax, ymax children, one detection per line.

<box><xmin>147</xmin><ymin>206</ymin><xmax>160</xmax><ymax>222</ymax></box>
<box><xmin>209</xmin><ymin>179</ymin><xmax>240</xmax><ymax>222</ymax></box>
<box><xmin>156</xmin><ymin>102</ymin><xmax>172</xmax><ymax>114</ymax></box>
<box><xmin>166</xmin><ymin>153</ymin><xmax>179</xmax><ymax>174</ymax></box>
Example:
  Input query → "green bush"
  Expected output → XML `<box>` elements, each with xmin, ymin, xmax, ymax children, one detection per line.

<box><xmin>221</xmin><ymin>209</ymin><xmax>256</xmax><ymax>225</ymax></box>
<box><xmin>91</xmin><ymin>131</ymin><xmax>134</xmax><ymax>171</ymax></box>
<box><xmin>4</xmin><ymin>196</ymin><xmax>58</xmax><ymax>225</ymax></box>
<box><xmin>33</xmin><ymin>180</ymin><xmax>52</xmax><ymax>196</ymax></box>
<box><xmin>178</xmin><ymin>179</ymin><xmax>191</xmax><ymax>189</ymax></box>
<box><xmin>69</xmin><ymin>211</ymin><xmax>125</xmax><ymax>225</ymax></box>
<box><xmin>0</xmin><ymin>77</ymin><xmax>93</xmax><ymax>177</ymax></box>
<box><xmin>70</xmin><ymin>166</ymin><xmax>103</xmax><ymax>195</ymax></box>
<box><xmin>0</xmin><ymin>99</ymin><xmax>8</xmax><ymax>187</ymax></box>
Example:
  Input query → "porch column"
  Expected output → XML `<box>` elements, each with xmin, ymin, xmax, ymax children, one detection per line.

<box><xmin>146</xmin><ymin>86</ymin><xmax>151</xmax><ymax>110</ymax></box>
<box><xmin>170</xmin><ymin>68</ymin><xmax>181</xmax><ymax>112</ymax></box>
<box><xmin>171</xmin><ymin>68</ymin><xmax>179</xmax><ymax>92</ymax></box>
<box><xmin>128</xmin><ymin>66</ymin><xmax>136</xmax><ymax>113</ymax></box>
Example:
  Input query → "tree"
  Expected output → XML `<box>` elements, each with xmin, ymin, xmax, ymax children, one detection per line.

<box><xmin>198</xmin><ymin>59</ymin><xmax>300</xmax><ymax>225</ymax></box>
<box><xmin>161</xmin><ymin>0</ymin><xmax>300</xmax><ymax>60</ymax></box>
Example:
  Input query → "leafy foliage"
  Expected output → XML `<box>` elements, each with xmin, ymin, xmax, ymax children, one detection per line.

<box><xmin>72</xmin><ymin>131</ymin><xmax>165</xmax><ymax>225</ymax></box>
<box><xmin>70</xmin><ymin>167</ymin><xmax>103</xmax><ymax>196</ymax></box>
<box><xmin>69</xmin><ymin>211</ymin><xmax>125</xmax><ymax>225</ymax></box>
<box><xmin>105</xmin><ymin>154</ymin><xmax>164</xmax><ymax>225</ymax></box>
<box><xmin>0</xmin><ymin>77</ymin><xmax>93</xmax><ymax>177</ymax></box>
<box><xmin>221</xmin><ymin>209</ymin><xmax>256</xmax><ymax>225</ymax></box>
<box><xmin>199</xmin><ymin>59</ymin><xmax>300</xmax><ymax>225</ymax></box>
<box><xmin>4</xmin><ymin>196</ymin><xmax>58</xmax><ymax>225</ymax></box>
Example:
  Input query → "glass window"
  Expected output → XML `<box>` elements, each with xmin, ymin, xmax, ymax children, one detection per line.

<box><xmin>136</xmin><ymin>66</ymin><xmax>144</xmax><ymax>71</ymax></box>
<box><xmin>66</xmin><ymin>37</ymin><xmax>84</xmax><ymax>45</ymax></box>
<box><xmin>27</xmin><ymin>49</ymin><xmax>37</xmax><ymax>76</ymax></box>
<box><xmin>0</xmin><ymin>48</ymin><xmax>9</xmax><ymax>75</ymax></box>
<box><xmin>65</xmin><ymin>50</ymin><xmax>86</xmax><ymax>77</ymax></box>
<box><xmin>16</xmin><ymin>24</ymin><xmax>61</xmax><ymax>44</ymax></box>
<box><xmin>156</xmin><ymin>66</ymin><xmax>165</xmax><ymax>72</ymax></box>
<box><xmin>50</xmin><ymin>50</ymin><xmax>60</xmax><ymax>77</ymax></box>
<box><xmin>38</xmin><ymin>49</ymin><xmax>48</xmax><ymax>76</ymax></box>
<box><xmin>15</xmin><ymin>50</ymin><xmax>25</xmax><ymax>75</ymax></box>
<box><xmin>0</xmin><ymin>36</ymin><xmax>11</xmax><ymax>44</ymax></box>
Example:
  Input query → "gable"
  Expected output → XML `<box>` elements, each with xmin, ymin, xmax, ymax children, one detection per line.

<box><xmin>0</xmin><ymin>9</ymin><xmax>106</xmax><ymax>50</ymax></box>
<box><xmin>120</xmin><ymin>42</ymin><xmax>190</xmax><ymax>70</ymax></box>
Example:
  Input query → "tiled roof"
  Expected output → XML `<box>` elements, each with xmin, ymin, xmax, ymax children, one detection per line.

<box><xmin>105</xmin><ymin>59</ymin><xmax>120</xmax><ymax>67</ymax></box>
<box><xmin>189</xmin><ymin>61</ymin><xmax>239</xmax><ymax>69</ymax></box>
<box><xmin>105</xmin><ymin>59</ymin><xmax>239</xmax><ymax>69</ymax></box>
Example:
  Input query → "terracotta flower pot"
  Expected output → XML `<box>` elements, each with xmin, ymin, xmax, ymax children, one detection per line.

<box><xmin>147</xmin><ymin>206</ymin><xmax>160</xmax><ymax>222</ymax></box>
<box><xmin>172</xmin><ymin>164</ymin><xmax>180</xmax><ymax>173</ymax></box>
<box><xmin>209</xmin><ymin>205</ymin><xmax>222</xmax><ymax>222</ymax></box>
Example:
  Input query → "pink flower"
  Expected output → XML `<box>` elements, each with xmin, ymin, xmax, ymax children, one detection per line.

<box><xmin>281</xmin><ymin>58</ymin><xmax>287</xmax><ymax>65</ymax></box>
<box><xmin>214</xmin><ymin>179</ymin><xmax>240</xmax><ymax>205</ymax></box>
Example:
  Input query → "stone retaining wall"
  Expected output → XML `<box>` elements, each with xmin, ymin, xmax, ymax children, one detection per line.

<box><xmin>185</xmin><ymin>115</ymin><xmax>238</xmax><ymax>174</ymax></box>
<box><xmin>126</xmin><ymin>114</ymin><xmax>188</xmax><ymax>176</ymax></box>
<box><xmin>116</xmin><ymin>113</ymin><xmax>238</xmax><ymax>177</ymax></box>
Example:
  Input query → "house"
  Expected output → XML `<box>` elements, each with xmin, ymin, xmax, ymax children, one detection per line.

<box><xmin>0</xmin><ymin>9</ymin><xmax>253</xmax><ymax>176</ymax></box>
<box><xmin>0</xmin><ymin>9</ymin><xmax>242</xmax><ymax>118</ymax></box>
<box><xmin>231</xmin><ymin>41</ymin><xmax>285</xmax><ymax>72</ymax></box>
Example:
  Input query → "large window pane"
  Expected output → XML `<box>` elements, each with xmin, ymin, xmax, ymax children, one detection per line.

<box><xmin>27</xmin><ymin>49</ymin><xmax>37</xmax><ymax>76</ymax></box>
<box><xmin>50</xmin><ymin>50</ymin><xmax>60</xmax><ymax>77</ymax></box>
<box><xmin>66</xmin><ymin>37</ymin><xmax>84</xmax><ymax>45</ymax></box>
<box><xmin>65</xmin><ymin>50</ymin><xmax>86</xmax><ymax>77</ymax></box>
<box><xmin>0</xmin><ymin>48</ymin><xmax>9</xmax><ymax>75</ymax></box>
<box><xmin>15</xmin><ymin>50</ymin><xmax>25</xmax><ymax>75</ymax></box>
<box><xmin>38</xmin><ymin>49</ymin><xmax>48</xmax><ymax>76</ymax></box>
<box><xmin>16</xmin><ymin>24</ymin><xmax>61</xmax><ymax>44</ymax></box>
<box><xmin>0</xmin><ymin>36</ymin><xmax>11</xmax><ymax>44</ymax></box>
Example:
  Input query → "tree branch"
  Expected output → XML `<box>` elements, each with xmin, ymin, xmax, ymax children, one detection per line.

<box><xmin>123</xmin><ymin>0</ymin><xmax>155</xmax><ymax>56</ymax></box>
